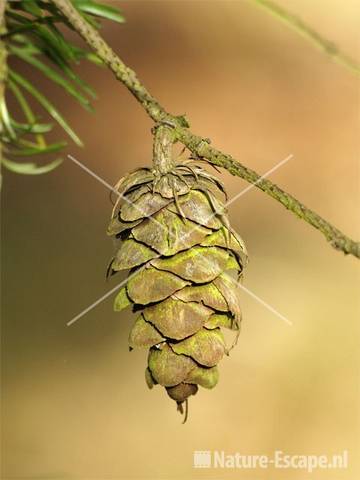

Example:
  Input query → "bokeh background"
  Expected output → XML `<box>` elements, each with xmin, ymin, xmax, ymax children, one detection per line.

<box><xmin>1</xmin><ymin>0</ymin><xmax>360</xmax><ymax>479</ymax></box>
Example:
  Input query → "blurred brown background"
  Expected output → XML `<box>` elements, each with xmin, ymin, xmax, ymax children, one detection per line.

<box><xmin>1</xmin><ymin>0</ymin><xmax>359</xmax><ymax>479</ymax></box>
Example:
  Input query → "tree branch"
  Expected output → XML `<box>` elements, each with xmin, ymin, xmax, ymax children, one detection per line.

<box><xmin>51</xmin><ymin>0</ymin><xmax>360</xmax><ymax>259</ymax></box>
<box><xmin>249</xmin><ymin>0</ymin><xmax>360</xmax><ymax>77</ymax></box>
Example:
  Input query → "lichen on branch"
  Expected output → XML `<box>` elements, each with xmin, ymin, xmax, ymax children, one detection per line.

<box><xmin>51</xmin><ymin>0</ymin><xmax>360</xmax><ymax>259</ymax></box>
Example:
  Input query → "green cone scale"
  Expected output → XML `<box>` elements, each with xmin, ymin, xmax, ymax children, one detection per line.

<box><xmin>107</xmin><ymin>136</ymin><xmax>248</xmax><ymax>417</ymax></box>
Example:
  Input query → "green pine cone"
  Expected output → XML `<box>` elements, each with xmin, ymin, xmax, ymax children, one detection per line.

<box><xmin>107</xmin><ymin>155</ymin><xmax>248</xmax><ymax>416</ymax></box>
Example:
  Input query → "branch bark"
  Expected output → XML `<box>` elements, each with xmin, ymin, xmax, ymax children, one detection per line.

<box><xmin>51</xmin><ymin>0</ymin><xmax>360</xmax><ymax>259</ymax></box>
<box><xmin>249</xmin><ymin>0</ymin><xmax>360</xmax><ymax>77</ymax></box>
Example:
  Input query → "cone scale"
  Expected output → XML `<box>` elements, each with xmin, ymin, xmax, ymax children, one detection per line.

<box><xmin>107</xmin><ymin>125</ymin><xmax>248</xmax><ymax>420</ymax></box>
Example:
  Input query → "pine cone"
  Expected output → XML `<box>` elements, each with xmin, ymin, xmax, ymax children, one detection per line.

<box><xmin>107</xmin><ymin>132</ymin><xmax>248</xmax><ymax>419</ymax></box>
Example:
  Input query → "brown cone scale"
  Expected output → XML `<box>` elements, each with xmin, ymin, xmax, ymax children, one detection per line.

<box><xmin>108</xmin><ymin>149</ymin><xmax>248</xmax><ymax>418</ymax></box>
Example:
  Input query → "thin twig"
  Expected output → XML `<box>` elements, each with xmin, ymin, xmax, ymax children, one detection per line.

<box><xmin>51</xmin><ymin>0</ymin><xmax>360</xmax><ymax>259</ymax></box>
<box><xmin>249</xmin><ymin>0</ymin><xmax>360</xmax><ymax>77</ymax></box>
